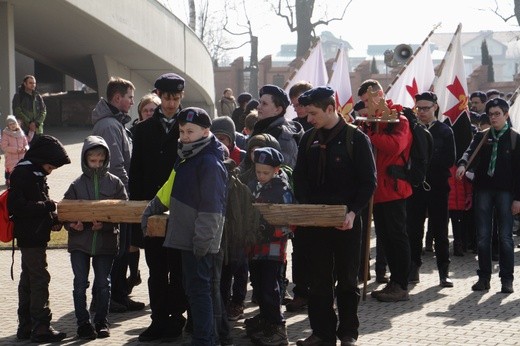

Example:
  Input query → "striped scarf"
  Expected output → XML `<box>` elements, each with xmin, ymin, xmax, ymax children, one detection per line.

<box><xmin>487</xmin><ymin>122</ymin><xmax>509</xmax><ymax>177</ymax></box>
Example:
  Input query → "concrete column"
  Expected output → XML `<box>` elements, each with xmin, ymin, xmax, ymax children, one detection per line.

<box><xmin>0</xmin><ymin>2</ymin><xmax>16</xmax><ymax>117</ymax></box>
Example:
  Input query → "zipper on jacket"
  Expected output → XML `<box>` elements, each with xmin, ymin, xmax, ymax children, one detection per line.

<box><xmin>90</xmin><ymin>172</ymin><xmax>100</xmax><ymax>256</ymax></box>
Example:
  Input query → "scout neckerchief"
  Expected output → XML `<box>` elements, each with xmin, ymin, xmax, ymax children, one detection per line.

<box><xmin>487</xmin><ymin>122</ymin><xmax>509</xmax><ymax>177</ymax></box>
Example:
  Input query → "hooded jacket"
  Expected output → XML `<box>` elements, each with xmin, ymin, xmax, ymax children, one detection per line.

<box><xmin>7</xmin><ymin>135</ymin><xmax>70</xmax><ymax>247</ymax></box>
<box><xmin>1</xmin><ymin>126</ymin><xmax>29</xmax><ymax>173</ymax></box>
<box><xmin>64</xmin><ymin>135</ymin><xmax>127</xmax><ymax>256</ymax></box>
<box><xmin>91</xmin><ymin>98</ymin><xmax>132</xmax><ymax>190</ymax></box>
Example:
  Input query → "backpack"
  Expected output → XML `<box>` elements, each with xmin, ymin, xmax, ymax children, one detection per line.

<box><xmin>221</xmin><ymin>163</ymin><xmax>261</xmax><ymax>264</ymax></box>
<box><xmin>0</xmin><ymin>189</ymin><xmax>13</xmax><ymax>243</ymax></box>
<box><xmin>388</xmin><ymin>107</ymin><xmax>434</xmax><ymax>189</ymax></box>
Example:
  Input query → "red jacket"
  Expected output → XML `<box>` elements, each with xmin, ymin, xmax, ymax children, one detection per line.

<box><xmin>448</xmin><ymin>165</ymin><xmax>473</xmax><ymax>211</ymax></box>
<box><xmin>366</xmin><ymin>114</ymin><xmax>413</xmax><ymax>204</ymax></box>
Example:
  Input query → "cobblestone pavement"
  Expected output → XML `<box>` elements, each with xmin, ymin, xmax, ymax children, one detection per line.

<box><xmin>0</xmin><ymin>126</ymin><xmax>520</xmax><ymax>345</ymax></box>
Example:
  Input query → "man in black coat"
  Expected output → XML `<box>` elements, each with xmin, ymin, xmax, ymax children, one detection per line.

<box><xmin>407</xmin><ymin>92</ymin><xmax>456</xmax><ymax>288</ymax></box>
<box><xmin>129</xmin><ymin>73</ymin><xmax>188</xmax><ymax>342</ymax></box>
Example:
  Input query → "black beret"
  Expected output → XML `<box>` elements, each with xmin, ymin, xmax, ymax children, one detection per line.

<box><xmin>177</xmin><ymin>107</ymin><xmax>211</xmax><ymax>128</ymax></box>
<box><xmin>353</xmin><ymin>100</ymin><xmax>366</xmax><ymax>112</ymax></box>
<box><xmin>470</xmin><ymin>91</ymin><xmax>487</xmax><ymax>102</ymax></box>
<box><xmin>154</xmin><ymin>73</ymin><xmax>185</xmax><ymax>93</ymax></box>
<box><xmin>259</xmin><ymin>84</ymin><xmax>290</xmax><ymax>108</ymax></box>
<box><xmin>253</xmin><ymin>147</ymin><xmax>284</xmax><ymax>167</ymax></box>
<box><xmin>298</xmin><ymin>86</ymin><xmax>335</xmax><ymax>106</ymax></box>
<box><xmin>485</xmin><ymin>97</ymin><xmax>509</xmax><ymax>114</ymax></box>
<box><xmin>237</xmin><ymin>92</ymin><xmax>253</xmax><ymax>105</ymax></box>
<box><xmin>415</xmin><ymin>91</ymin><xmax>437</xmax><ymax>103</ymax></box>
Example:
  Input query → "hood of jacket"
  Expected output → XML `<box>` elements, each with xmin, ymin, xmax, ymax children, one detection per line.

<box><xmin>23</xmin><ymin>134</ymin><xmax>71</xmax><ymax>171</ymax></box>
<box><xmin>81</xmin><ymin>135</ymin><xmax>110</xmax><ymax>178</ymax></box>
<box><xmin>92</xmin><ymin>98</ymin><xmax>132</xmax><ymax>126</ymax></box>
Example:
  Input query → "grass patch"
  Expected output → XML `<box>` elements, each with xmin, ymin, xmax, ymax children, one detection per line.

<box><xmin>0</xmin><ymin>229</ymin><xmax>68</xmax><ymax>249</ymax></box>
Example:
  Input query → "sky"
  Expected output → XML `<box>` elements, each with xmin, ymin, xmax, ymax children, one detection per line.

<box><xmin>165</xmin><ymin>0</ymin><xmax>518</xmax><ymax>63</ymax></box>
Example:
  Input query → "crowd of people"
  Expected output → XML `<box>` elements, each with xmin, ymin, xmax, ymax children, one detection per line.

<box><xmin>4</xmin><ymin>73</ymin><xmax>520</xmax><ymax>345</ymax></box>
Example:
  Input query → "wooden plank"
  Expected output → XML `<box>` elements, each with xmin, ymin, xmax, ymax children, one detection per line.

<box><xmin>57</xmin><ymin>200</ymin><xmax>149</xmax><ymax>223</ymax></box>
<box><xmin>253</xmin><ymin>203</ymin><xmax>347</xmax><ymax>227</ymax></box>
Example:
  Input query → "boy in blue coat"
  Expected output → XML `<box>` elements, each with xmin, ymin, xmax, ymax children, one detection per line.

<box><xmin>64</xmin><ymin>135</ymin><xmax>127</xmax><ymax>339</ymax></box>
<box><xmin>142</xmin><ymin>107</ymin><xmax>228</xmax><ymax>345</ymax></box>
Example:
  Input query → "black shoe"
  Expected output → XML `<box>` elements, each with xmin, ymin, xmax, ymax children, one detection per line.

<box><xmin>138</xmin><ymin>321</ymin><xmax>164</xmax><ymax>342</ymax></box>
<box><xmin>472</xmin><ymin>279</ymin><xmax>490</xmax><ymax>291</ymax></box>
<box><xmin>340</xmin><ymin>336</ymin><xmax>357</xmax><ymax>346</ymax></box>
<box><xmin>127</xmin><ymin>270</ymin><xmax>142</xmax><ymax>295</ymax></box>
<box><xmin>162</xmin><ymin>315</ymin><xmax>185</xmax><ymax>341</ymax></box>
<box><xmin>501</xmin><ymin>281</ymin><xmax>514</xmax><ymax>294</ymax></box>
<box><xmin>109</xmin><ymin>299</ymin><xmax>128</xmax><ymax>313</ymax></box>
<box><xmin>440</xmin><ymin>277</ymin><xmax>454</xmax><ymax>288</ymax></box>
<box><xmin>16</xmin><ymin>327</ymin><xmax>31</xmax><ymax>340</ymax></box>
<box><xmin>77</xmin><ymin>322</ymin><xmax>97</xmax><ymax>340</ymax></box>
<box><xmin>31</xmin><ymin>325</ymin><xmax>67</xmax><ymax>343</ymax></box>
<box><xmin>95</xmin><ymin>321</ymin><xmax>110</xmax><ymax>338</ymax></box>
<box><xmin>286</xmin><ymin>296</ymin><xmax>308</xmax><ymax>312</ymax></box>
<box><xmin>126</xmin><ymin>298</ymin><xmax>145</xmax><ymax>311</ymax></box>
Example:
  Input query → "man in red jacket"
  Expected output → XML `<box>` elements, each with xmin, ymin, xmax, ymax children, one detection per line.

<box><xmin>358</xmin><ymin>79</ymin><xmax>413</xmax><ymax>302</ymax></box>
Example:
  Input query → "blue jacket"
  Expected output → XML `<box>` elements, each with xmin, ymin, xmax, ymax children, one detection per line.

<box><xmin>142</xmin><ymin>135</ymin><xmax>228</xmax><ymax>257</ymax></box>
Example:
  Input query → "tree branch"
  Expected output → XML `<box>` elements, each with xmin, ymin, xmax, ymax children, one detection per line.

<box><xmin>274</xmin><ymin>0</ymin><xmax>297</xmax><ymax>32</ymax></box>
<box><xmin>310</xmin><ymin>0</ymin><xmax>353</xmax><ymax>28</ymax></box>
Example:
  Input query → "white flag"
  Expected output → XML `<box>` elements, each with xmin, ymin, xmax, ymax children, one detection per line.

<box><xmin>508</xmin><ymin>91</ymin><xmax>520</xmax><ymax>128</ymax></box>
<box><xmin>385</xmin><ymin>41</ymin><xmax>435</xmax><ymax>108</ymax></box>
<box><xmin>328</xmin><ymin>45</ymin><xmax>354</xmax><ymax>120</ymax></box>
<box><xmin>433</xmin><ymin>24</ymin><xmax>469</xmax><ymax>124</ymax></box>
<box><xmin>284</xmin><ymin>40</ymin><xmax>328</xmax><ymax>120</ymax></box>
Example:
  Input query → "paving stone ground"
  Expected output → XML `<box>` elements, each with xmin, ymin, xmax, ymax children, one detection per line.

<box><xmin>1</xmin><ymin>126</ymin><xmax>520</xmax><ymax>345</ymax></box>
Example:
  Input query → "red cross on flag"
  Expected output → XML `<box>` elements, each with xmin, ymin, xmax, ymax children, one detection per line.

<box><xmin>328</xmin><ymin>45</ymin><xmax>354</xmax><ymax>121</ymax></box>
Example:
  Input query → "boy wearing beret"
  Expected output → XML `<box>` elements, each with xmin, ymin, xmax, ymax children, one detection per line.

<box><xmin>407</xmin><ymin>92</ymin><xmax>456</xmax><ymax>288</ymax></box>
<box><xmin>456</xmin><ymin>98</ymin><xmax>520</xmax><ymax>294</ymax></box>
<box><xmin>141</xmin><ymin>107</ymin><xmax>228</xmax><ymax>345</ymax></box>
<box><xmin>245</xmin><ymin>147</ymin><xmax>294</xmax><ymax>346</ymax></box>
<box><xmin>130</xmin><ymin>72</ymin><xmax>189</xmax><ymax>342</ymax></box>
<box><xmin>293</xmin><ymin>86</ymin><xmax>376</xmax><ymax>346</ymax></box>
<box><xmin>251</xmin><ymin>84</ymin><xmax>304</xmax><ymax>168</ymax></box>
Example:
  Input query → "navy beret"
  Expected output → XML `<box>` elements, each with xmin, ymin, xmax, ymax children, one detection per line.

<box><xmin>177</xmin><ymin>107</ymin><xmax>211</xmax><ymax>128</ymax></box>
<box><xmin>485</xmin><ymin>97</ymin><xmax>509</xmax><ymax>114</ymax></box>
<box><xmin>237</xmin><ymin>92</ymin><xmax>253</xmax><ymax>105</ymax></box>
<box><xmin>154</xmin><ymin>73</ymin><xmax>185</xmax><ymax>93</ymax></box>
<box><xmin>470</xmin><ymin>91</ymin><xmax>487</xmax><ymax>102</ymax></box>
<box><xmin>259</xmin><ymin>84</ymin><xmax>290</xmax><ymax>109</ymax></box>
<box><xmin>253</xmin><ymin>147</ymin><xmax>284</xmax><ymax>167</ymax></box>
<box><xmin>415</xmin><ymin>91</ymin><xmax>437</xmax><ymax>103</ymax></box>
<box><xmin>298</xmin><ymin>86</ymin><xmax>335</xmax><ymax>106</ymax></box>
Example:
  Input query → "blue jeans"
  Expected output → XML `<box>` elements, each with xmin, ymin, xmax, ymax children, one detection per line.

<box><xmin>182</xmin><ymin>250</ymin><xmax>216</xmax><ymax>346</ymax></box>
<box><xmin>474</xmin><ymin>189</ymin><xmax>514</xmax><ymax>282</ymax></box>
<box><xmin>70</xmin><ymin>251</ymin><xmax>114</xmax><ymax>325</ymax></box>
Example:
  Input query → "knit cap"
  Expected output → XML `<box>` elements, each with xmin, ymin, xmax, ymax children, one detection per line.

<box><xmin>6</xmin><ymin>115</ymin><xmax>17</xmax><ymax>126</ymax></box>
<box><xmin>211</xmin><ymin>116</ymin><xmax>236</xmax><ymax>143</ymax></box>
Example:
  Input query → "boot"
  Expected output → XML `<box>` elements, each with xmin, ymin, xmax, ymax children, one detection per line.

<box><xmin>256</xmin><ymin>323</ymin><xmax>289</xmax><ymax>346</ymax></box>
<box><xmin>439</xmin><ymin>263</ymin><xmax>453</xmax><ymax>288</ymax></box>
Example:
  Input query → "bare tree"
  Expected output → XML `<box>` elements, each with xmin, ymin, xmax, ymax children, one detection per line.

<box><xmin>188</xmin><ymin>0</ymin><xmax>196</xmax><ymax>31</ymax></box>
<box><xmin>272</xmin><ymin>0</ymin><xmax>352</xmax><ymax>57</ymax></box>
<box><xmin>222</xmin><ymin>0</ymin><xmax>260</xmax><ymax>95</ymax></box>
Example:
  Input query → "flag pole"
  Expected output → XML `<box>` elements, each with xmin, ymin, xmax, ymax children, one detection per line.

<box><xmin>327</xmin><ymin>46</ymin><xmax>343</xmax><ymax>85</ymax></box>
<box><xmin>430</xmin><ymin>23</ymin><xmax>462</xmax><ymax>89</ymax></box>
<box><xmin>283</xmin><ymin>38</ymin><xmax>321</xmax><ymax>89</ymax></box>
<box><xmin>385</xmin><ymin>23</ymin><xmax>441</xmax><ymax>94</ymax></box>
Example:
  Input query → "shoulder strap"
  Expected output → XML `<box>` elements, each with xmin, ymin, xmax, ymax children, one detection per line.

<box><xmin>466</xmin><ymin>129</ymin><xmax>490</xmax><ymax>169</ymax></box>
<box><xmin>511</xmin><ymin>128</ymin><xmax>518</xmax><ymax>151</ymax></box>
<box><xmin>345</xmin><ymin>123</ymin><xmax>356</xmax><ymax>160</ymax></box>
<box><xmin>305</xmin><ymin>128</ymin><xmax>318</xmax><ymax>152</ymax></box>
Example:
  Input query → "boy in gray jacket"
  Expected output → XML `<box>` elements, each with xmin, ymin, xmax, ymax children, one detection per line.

<box><xmin>64</xmin><ymin>135</ymin><xmax>127</xmax><ymax>339</ymax></box>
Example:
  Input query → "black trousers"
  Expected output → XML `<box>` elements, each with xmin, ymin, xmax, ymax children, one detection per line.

<box><xmin>306</xmin><ymin>217</ymin><xmax>362</xmax><ymax>343</ymax></box>
<box><xmin>373</xmin><ymin>199</ymin><xmax>410</xmax><ymax>289</ymax></box>
<box><xmin>144</xmin><ymin>237</ymin><xmax>187</xmax><ymax>324</ymax></box>
<box><xmin>290</xmin><ymin>227</ymin><xmax>312</xmax><ymax>298</ymax></box>
<box><xmin>407</xmin><ymin>187</ymin><xmax>450</xmax><ymax>271</ymax></box>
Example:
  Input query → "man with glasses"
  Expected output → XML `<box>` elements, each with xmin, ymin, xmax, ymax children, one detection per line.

<box><xmin>407</xmin><ymin>92</ymin><xmax>456</xmax><ymax>288</ymax></box>
<box><xmin>456</xmin><ymin>98</ymin><xmax>520</xmax><ymax>294</ymax></box>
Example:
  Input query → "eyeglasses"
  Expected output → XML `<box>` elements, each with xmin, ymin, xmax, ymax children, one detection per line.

<box><xmin>488</xmin><ymin>111</ymin><xmax>503</xmax><ymax>118</ymax></box>
<box><xmin>416</xmin><ymin>105</ymin><xmax>434</xmax><ymax>112</ymax></box>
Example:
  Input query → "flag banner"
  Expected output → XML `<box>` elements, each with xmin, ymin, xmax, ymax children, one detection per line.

<box><xmin>328</xmin><ymin>45</ymin><xmax>354</xmax><ymax>120</ymax></box>
<box><xmin>385</xmin><ymin>40</ymin><xmax>435</xmax><ymax>108</ymax></box>
<box><xmin>284</xmin><ymin>39</ymin><xmax>328</xmax><ymax>120</ymax></box>
<box><xmin>508</xmin><ymin>87</ymin><xmax>520</xmax><ymax>128</ymax></box>
<box><xmin>433</xmin><ymin>23</ymin><xmax>469</xmax><ymax>125</ymax></box>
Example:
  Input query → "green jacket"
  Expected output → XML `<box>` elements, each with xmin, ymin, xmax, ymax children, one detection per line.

<box><xmin>12</xmin><ymin>90</ymin><xmax>46</xmax><ymax>134</ymax></box>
